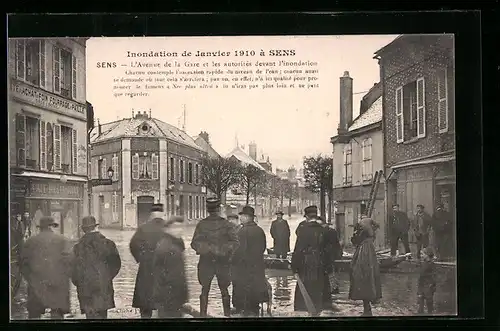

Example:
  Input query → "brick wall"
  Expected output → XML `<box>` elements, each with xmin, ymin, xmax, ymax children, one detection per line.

<box><xmin>381</xmin><ymin>35</ymin><xmax>455</xmax><ymax>167</ymax></box>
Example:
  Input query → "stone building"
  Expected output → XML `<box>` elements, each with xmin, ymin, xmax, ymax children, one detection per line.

<box><xmin>89</xmin><ymin>111</ymin><xmax>207</xmax><ymax>229</ymax></box>
<box><xmin>330</xmin><ymin>72</ymin><xmax>386</xmax><ymax>249</ymax></box>
<box><xmin>8</xmin><ymin>37</ymin><xmax>89</xmax><ymax>240</ymax></box>
<box><xmin>374</xmin><ymin>34</ymin><xmax>455</xmax><ymax>253</ymax></box>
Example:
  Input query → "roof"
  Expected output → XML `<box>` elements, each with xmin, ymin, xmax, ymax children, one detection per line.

<box><xmin>226</xmin><ymin>146</ymin><xmax>266</xmax><ymax>171</ymax></box>
<box><xmin>90</xmin><ymin>117</ymin><xmax>202</xmax><ymax>151</ymax></box>
<box><xmin>348</xmin><ymin>96</ymin><xmax>382</xmax><ymax>132</ymax></box>
<box><xmin>194</xmin><ymin>135</ymin><xmax>220</xmax><ymax>158</ymax></box>
<box><xmin>373</xmin><ymin>35</ymin><xmax>404</xmax><ymax>57</ymax></box>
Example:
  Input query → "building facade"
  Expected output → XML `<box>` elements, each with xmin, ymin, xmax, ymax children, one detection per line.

<box><xmin>90</xmin><ymin>111</ymin><xmax>207</xmax><ymax>229</ymax></box>
<box><xmin>375</xmin><ymin>34</ymin><xmax>455</xmax><ymax>253</ymax></box>
<box><xmin>9</xmin><ymin>38</ymin><xmax>89</xmax><ymax>241</ymax></box>
<box><xmin>331</xmin><ymin>71</ymin><xmax>386</xmax><ymax>249</ymax></box>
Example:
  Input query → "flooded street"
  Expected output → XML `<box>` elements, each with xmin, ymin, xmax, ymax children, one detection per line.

<box><xmin>11</xmin><ymin>215</ymin><xmax>456</xmax><ymax>319</ymax></box>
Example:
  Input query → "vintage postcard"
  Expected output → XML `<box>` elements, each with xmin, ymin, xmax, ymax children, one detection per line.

<box><xmin>9</xmin><ymin>34</ymin><xmax>457</xmax><ymax>320</ymax></box>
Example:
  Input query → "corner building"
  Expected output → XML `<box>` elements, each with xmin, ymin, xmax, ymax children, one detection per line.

<box><xmin>89</xmin><ymin>111</ymin><xmax>207</xmax><ymax>229</ymax></box>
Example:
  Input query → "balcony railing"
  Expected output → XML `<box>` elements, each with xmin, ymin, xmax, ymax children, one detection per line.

<box><xmin>61</xmin><ymin>164</ymin><xmax>71</xmax><ymax>173</ymax></box>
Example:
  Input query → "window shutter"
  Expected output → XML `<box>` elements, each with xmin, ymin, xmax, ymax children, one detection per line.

<box><xmin>39</xmin><ymin>120</ymin><xmax>46</xmax><ymax>170</ymax></box>
<box><xmin>132</xmin><ymin>154</ymin><xmax>139</xmax><ymax>180</ymax></box>
<box><xmin>15</xmin><ymin>114</ymin><xmax>26</xmax><ymax>167</ymax></box>
<box><xmin>152</xmin><ymin>154</ymin><xmax>159</xmax><ymax>180</ymax></box>
<box><xmin>112</xmin><ymin>154</ymin><xmax>119</xmax><ymax>181</ymax></box>
<box><xmin>112</xmin><ymin>192</ymin><xmax>118</xmax><ymax>220</ymax></box>
<box><xmin>396</xmin><ymin>87</ymin><xmax>404</xmax><ymax>143</ymax></box>
<box><xmin>438</xmin><ymin>68</ymin><xmax>448</xmax><ymax>133</ymax></box>
<box><xmin>102</xmin><ymin>158</ymin><xmax>107</xmax><ymax>179</ymax></box>
<box><xmin>39</xmin><ymin>40</ymin><xmax>45</xmax><ymax>88</ymax></box>
<box><xmin>92</xmin><ymin>158</ymin><xmax>98</xmax><ymax>179</ymax></box>
<box><xmin>53</xmin><ymin>46</ymin><xmax>60</xmax><ymax>93</ymax></box>
<box><xmin>416</xmin><ymin>77</ymin><xmax>426</xmax><ymax>138</ymax></box>
<box><xmin>72</xmin><ymin>55</ymin><xmax>77</xmax><ymax>99</ymax></box>
<box><xmin>72</xmin><ymin>129</ymin><xmax>78</xmax><ymax>173</ymax></box>
<box><xmin>16</xmin><ymin>40</ymin><xmax>26</xmax><ymax>80</ymax></box>
<box><xmin>53</xmin><ymin>124</ymin><xmax>61</xmax><ymax>170</ymax></box>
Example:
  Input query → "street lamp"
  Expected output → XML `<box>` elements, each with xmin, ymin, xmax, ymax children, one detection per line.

<box><xmin>107</xmin><ymin>167</ymin><xmax>114</xmax><ymax>180</ymax></box>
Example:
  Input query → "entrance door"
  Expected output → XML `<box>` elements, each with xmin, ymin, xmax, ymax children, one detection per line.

<box><xmin>137</xmin><ymin>196</ymin><xmax>154</xmax><ymax>226</ymax></box>
<box><xmin>179</xmin><ymin>195</ymin><xmax>185</xmax><ymax>216</ymax></box>
<box><xmin>98</xmin><ymin>196</ymin><xmax>105</xmax><ymax>225</ymax></box>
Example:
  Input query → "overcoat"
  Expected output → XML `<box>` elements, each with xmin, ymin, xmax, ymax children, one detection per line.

<box><xmin>417</xmin><ymin>260</ymin><xmax>437</xmax><ymax>299</ymax></box>
<box><xmin>20</xmin><ymin>229</ymin><xmax>74</xmax><ymax>314</ymax></box>
<box><xmin>390</xmin><ymin>211</ymin><xmax>410</xmax><ymax>234</ymax></box>
<box><xmin>71</xmin><ymin>231</ymin><xmax>121</xmax><ymax>314</ymax></box>
<box><xmin>129</xmin><ymin>219</ymin><xmax>166</xmax><ymax>309</ymax></box>
<box><xmin>270</xmin><ymin>219</ymin><xmax>291</xmax><ymax>256</ymax></box>
<box><xmin>231</xmin><ymin>221</ymin><xmax>269</xmax><ymax>309</ymax></box>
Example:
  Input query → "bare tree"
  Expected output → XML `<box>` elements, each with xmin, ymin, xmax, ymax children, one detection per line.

<box><xmin>201</xmin><ymin>155</ymin><xmax>242</xmax><ymax>201</ymax></box>
<box><xmin>238</xmin><ymin>164</ymin><xmax>267</xmax><ymax>205</ymax></box>
<box><xmin>303</xmin><ymin>154</ymin><xmax>333</xmax><ymax>222</ymax></box>
<box><xmin>284</xmin><ymin>180</ymin><xmax>299</xmax><ymax>217</ymax></box>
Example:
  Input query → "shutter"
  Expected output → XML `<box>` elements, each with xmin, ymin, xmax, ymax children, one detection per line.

<box><xmin>72</xmin><ymin>129</ymin><xmax>78</xmax><ymax>173</ymax></box>
<box><xmin>102</xmin><ymin>158</ymin><xmax>107</xmax><ymax>179</ymax></box>
<box><xmin>16</xmin><ymin>114</ymin><xmax>26</xmax><ymax>167</ymax></box>
<box><xmin>72</xmin><ymin>55</ymin><xmax>77</xmax><ymax>99</ymax></box>
<box><xmin>152</xmin><ymin>154</ymin><xmax>159</xmax><ymax>180</ymax></box>
<box><xmin>39</xmin><ymin>40</ymin><xmax>45</xmax><ymax>88</ymax></box>
<box><xmin>438</xmin><ymin>68</ymin><xmax>448</xmax><ymax>133</ymax></box>
<box><xmin>416</xmin><ymin>77</ymin><xmax>426</xmax><ymax>138</ymax></box>
<box><xmin>396</xmin><ymin>87</ymin><xmax>404</xmax><ymax>143</ymax></box>
<box><xmin>40</xmin><ymin>120</ymin><xmax>46</xmax><ymax>170</ymax></box>
<box><xmin>53</xmin><ymin>124</ymin><xmax>61</xmax><ymax>170</ymax></box>
<box><xmin>132</xmin><ymin>154</ymin><xmax>139</xmax><ymax>180</ymax></box>
<box><xmin>112</xmin><ymin>155</ymin><xmax>118</xmax><ymax>181</ymax></box>
<box><xmin>53</xmin><ymin>46</ymin><xmax>60</xmax><ymax>93</ymax></box>
<box><xmin>361</xmin><ymin>140</ymin><xmax>366</xmax><ymax>181</ymax></box>
<box><xmin>112</xmin><ymin>192</ymin><xmax>118</xmax><ymax>220</ymax></box>
<box><xmin>16</xmin><ymin>40</ymin><xmax>25</xmax><ymax>80</ymax></box>
<box><xmin>92</xmin><ymin>158</ymin><xmax>98</xmax><ymax>179</ymax></box>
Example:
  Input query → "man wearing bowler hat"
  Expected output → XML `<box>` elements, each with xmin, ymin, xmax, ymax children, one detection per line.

<box><xmin>191</xmin><ymin>197</ymin><xmax>239</xmax><ymax>317</ymax></box>
<box><xmin>71</xmin><ymin>216</ymin><xmax>121</xmax><ymax>319</ymax></box>
<box><xmin>270</xmin><ymin>211</ymin><xmax>290</xmax><ymax>259</ymax></box>
<box><xmin>21</xmin><ymin>216</ymin><xmax>73</xmax><ymax>319</ymax></box>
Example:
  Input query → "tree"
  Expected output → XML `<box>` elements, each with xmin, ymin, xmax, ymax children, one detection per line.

<box><xmin>238</xmin><ymin>164</ymin><xmax>267</xmax><ymax>205</ymax></box>
<box><xmin>303</xmin><ymin>154</ymin><xmax>333</xmax><ymax>222</ymax></box>
<box><xmin>284</xmin><ymin>179</ymin><xmax>299</xmax><ymax>217</ymax></box>
<box><xmin>201</xmin><ymin>155</ymin><xmax>242</xmax><ymax>201</ymax></box>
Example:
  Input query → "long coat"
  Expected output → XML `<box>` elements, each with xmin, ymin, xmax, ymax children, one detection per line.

<box><xmin>151</xmin><ymin>233</ymin><xmax>188</xmax><ymax>312</ymax></box>
<box><xmin>71</xmin><ymin>231</ymin><xmax>121</xmax><ymax>314</ymax></box>
<box><xmin>270</xmin><ymin>219</ymin><xmax>291</xmax><ymax>255</ymax></box>
<box><xmin>129</xmin><ymin>219</ymin><xmax>166</xmax><ymax>309</ymax></box>
<box><xmin>231</xmin><ymin>221</ymin><xmax>269</xmax><ymax>309</ymax></box>
<box><xmin>20</xmin><ymin>229</ymin><xmax>74</xmax><ymax>313</ymax></box>
<box><xmin>348</xmin><ymin>223</ymin><xmax>382</xmax><ymax>302</ymax></box>
<box><xmin>390</xmin><ymin>211</ymin><xmax>410</xmax><ymax>234</ymax></box>
<box><xmin>291</xmin><ymin>221</ymin><xmax>331</xmax><ymax>312</ymax></box>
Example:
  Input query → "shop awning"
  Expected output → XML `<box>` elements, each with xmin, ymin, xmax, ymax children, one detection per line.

<box><xmin>391</xmin><ymin>154</ymin><xmax>455</xmax><ymax>170</ymax></box>
<box><xmin>12</xmin><ymin>171</ymin><xmax>88</xmax><ymax>182</ymax></box>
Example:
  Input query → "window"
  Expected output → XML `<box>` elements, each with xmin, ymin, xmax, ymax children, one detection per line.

<box><xmin>189</xmin><ymin>195</ymin><xmax>193</xmax><ymax>219</ymax></box>
<box><xmin>112</xmin><ymin>154</ymin><xmax>119</xmax><ymax>181</ymax></box>
<box><xmin>396</xmin><ymin>77</ymin><xmax>426</xmax><ymax>143</ymax></box>
<box><xmin>132</xmin><ymin>153</ymin><xmax>159</xmax><ymax>180</ymax></box>
<box><xmin>53</xmin><ymin>45</ymin><xmax>76</xmax><ymax>99</ymax></box>
<box><xmin>201</xmin><ymin>196</ymin><xmax>205</xmax><ymax>218</ymax></box>
<box><xmin>179</xmin><ymin>160</ymin><xmax>185</xmax><ymax>182</ymax></box>
<box><xmin>342</xmin><ymin>143</ymin><xmax>352</xmax><ymax>186</ymax></box>
<box><xmin>188</xmin><ymin>162</ymin><xmax>193</xmax><ymax>184</ymax></box>
<box><xmin>151</xmin><ymin>154</ymin><xmax>159</xmax><ymax>180</ymax></box>
<box><xmin>46</xmin><ymin>123</ymin><xmax>53</xmax><ymax>171</ymax></box>
<box><xmin>24</xmin><ymin>116</ymin><xmax>40</xmax><ymax>169</ymax></box>
<box><xmin>437</xmin><ymin>68</ymin><xmax>449</xmax><ymax>133</ymax></box>
<box><xmin>195</xmin><ymin>196</ymin><xmax>199</xmax><ymax>218</ymax></box>
<box><xmin>139</xmin><ymin>154</ymin><xmax>152</xmax><ymax>179</ymax></box>
<box><xmin>112</xmin><ymin>192</ymin><xmax>118</xmax><ymax>222</ymax></box>
<box><xmin>362</xmin><ymin>138</ymin><xmax>373</xmax><ymax>182</ymax></box>
<box><xmin>61</xmin><ymin>126</ymin><xmax>72</xmax><ymax>173</ymax></box>
<box><xmin>169</xmin><ymin>157</ymin><xmax>175</xmax><ymax>181</ymax></box>
<box><xmin>99</xmin><ymin>158</ymin><xmax>107</xmax><ymax>179</ymax></box>
<box><xmin>15</xmin><ymin>39</ymin><xmax>46</xmax><ymax>87</ymax></box>
<box><xmin>170</xmin><ymin>194</ymin><xmax>175</xmax><ymax>216</ymax></box>
<box><xmin>195</xmin><ymin>164</ymin><xmax>200</xmax><ymax>185</ymax></box>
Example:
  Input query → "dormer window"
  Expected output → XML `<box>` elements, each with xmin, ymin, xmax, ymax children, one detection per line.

<box><xmin>141</xmin><ymin>124</ymin><xmax>149</xmax><ymax>132</ymax></box>
<box><xmin>139</xmin><ymin>122</ymin><xmax>151</xmax><ymax>135</ymax></box>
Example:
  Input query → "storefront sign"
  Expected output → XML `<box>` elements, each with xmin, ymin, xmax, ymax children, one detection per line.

<box><xmin>406</xmin><ymin>167</ymin><xmax>433</xmax><ymax>182</ymax></box>
<box><xmin>10</xmin><ymin>177</ymin><xmax>28</xmax><ymax>198</ymax></box>
<box><xmin>10</xmin><ymin>79</ymin><xmax>86</xmax><ymax>115</ymax></box>
<box><xmin>28</xmin><ymin>180</ymin><xmax>82</xmax><ymax>199</ymax></box>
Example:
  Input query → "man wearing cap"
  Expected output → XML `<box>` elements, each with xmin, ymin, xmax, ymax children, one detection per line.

<box><xmin>20</xmin><ymin>216</ymin><xmax>74</xmax><ymax>319</ymax></box>
<box><xmin>431</xmin><ymin>203</ymin><xmax>453</xmax><ymax>261</ymax></box>
<box><xmin>231</xmin><ymin>206</ymin><xmax>268</xmax><ymax>316</ymax></box>
<box><xmin>389</xmin><ymin>204</ymin><xmax>411</xmax><ymax>257</ymax></box>
<box><xmin>71</xmin><ymin>216</ymin><xmax>122</xmax><ymax>319</ymax></box>
<box><xmin>414</xmin><ymin>204</ymin><xmax>432</xmax><ymax>260</ymax></box>
<box><xmin>130</xmin><ymin>203</ymin><xmax>175</xmax><ymax>318</ymax></box>
<box><xmin>191</xmin><ymin>198</ymin><xmax>239</xmax><ymax>317</ymax></box>
<box><xmin>270</xmin><ymin>211</ymin><xmax>290</xmax><ymax>259</ymax></box>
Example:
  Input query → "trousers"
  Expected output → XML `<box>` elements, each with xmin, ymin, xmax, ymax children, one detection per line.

<box><xmin>390</xmin><ymin>231</ymin><xmax>410</xmax><ymax>256</ymax></box>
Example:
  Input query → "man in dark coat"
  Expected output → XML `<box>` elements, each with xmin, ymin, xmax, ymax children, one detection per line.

<box><xmin>227</xmin><ymin>213</ymin><xmax>243</xmax><ymax>313</ymax></box>
<box><xmin>129</xmin><ymin>203</ymin><xmax>168</xmax><ymax>318</ymax></box>
<box><xmin>191</xmin><ymin>198</ymin><xmax>239</xmax><ymax>317</ymax></box>
<box><xmin>291</xmin><ymin>206</ymin><xmax>332</xmax><ymax>315</ymax></box>
<box><xmin>20</xmin><ymin>216</ymin><xmax>73</xmax><ymax>319</ymax></box>
<box><xmin>389</xmin><ymin>204</ymin><xmax>411</xmax><ymax>257</ymax></box>
<box><xmin>151</xmin><ymin>216</ymin><xmax>188</xmax><ymax>318</ymax></box>
<box><xmin>414</xmin><ymin>204</ymin><xmax>432</xmax><ymax>260</ymax></box>
<box><xmin>318</xmin><ymin>216</ymin><xmax>342</xmax><ymax>307</ymax></box>
<box><xmin>431</xmin><ymin>203</ymin><xmax>454</xmax><ymax>261</ymax></box>
<box><xmin>71</xmin><ymin>216</ymin><xmax>121</xmax><ymax>319</ymax></box>
<box><xmin>231</xmin><ymin>206</ymin><xmax>268</xmax><ymax>316</ymax></box>
<box><xmin>270</xmin><ymin>211</ymin><xmax>290</xmax><ymax>259</ymax></box>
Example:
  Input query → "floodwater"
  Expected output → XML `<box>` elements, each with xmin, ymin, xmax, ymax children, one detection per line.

<box><xmin>11</xmin><ymin>215</ymin><xmax>457</xmax><ymax>319</ymax></box>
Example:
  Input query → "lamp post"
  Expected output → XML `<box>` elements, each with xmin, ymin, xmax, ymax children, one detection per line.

<box><xmin>88</xmin><ymin>166</ymin><xmax>114</xmax><ymax>215</ymax></box>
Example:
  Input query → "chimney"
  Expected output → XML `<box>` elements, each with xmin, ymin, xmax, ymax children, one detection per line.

<box><xmin>338</xmin><ymin>71</ymin><xmax>353</xmax><ymax>134</ymax></box>
<box><xmin>249</xmin><ymin>141</ymin><xmax>257</xmax><ymax>160</ymax></box>
<box><xmin>149</xmin><ymin>109</ymin><xmax>152</xmax><ymax>118</ymax></box>
<box><xmin>199</xmin><ymin>131</ymin><xmax>210</xmax><ymax>144</ymax></box>
<box><xmin>132</xmin><ymin>110</ymin><xmax>135</xmax><ymax>118</ymax></box>
<box><xmin>97</xmin><ymin>119</ymin><xmax>102</xmax><ymax>136</ymax></box>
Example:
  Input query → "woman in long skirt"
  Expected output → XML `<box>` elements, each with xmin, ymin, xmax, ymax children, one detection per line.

<box><xmin>348</xmin><ymin>216</ymin><xmax>382</xmax><ymax>316</ymax></box>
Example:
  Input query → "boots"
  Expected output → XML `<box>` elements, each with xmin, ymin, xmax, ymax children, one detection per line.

<box><xmin>222</xmin><ymin>295</ymin><xmax>231</xmax><ymax>317</ymax></box>
<box><xmin>199</xmin><ymin>294</ymin><xmax>208</xmax><ymax>317</ymax></box>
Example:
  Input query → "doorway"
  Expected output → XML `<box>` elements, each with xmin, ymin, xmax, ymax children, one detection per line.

<box><xmin>179</xmin><ymin>195</ymin><xmax>185</xmax><ymax>216</ymax></box>
<box><xmin>137</xmin><ymin>195</ymin><xmax>154</xmax><ymax>226</ymax></box>
<box><xmin>98</xmin><ymin>196</ymin><xmax>105</xmax><ymax>225</ymax></box>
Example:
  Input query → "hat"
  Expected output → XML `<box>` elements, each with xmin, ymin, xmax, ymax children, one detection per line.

<box><xmin>227</xmin><ymin>213</ymin><xmax>239</xmax><ymax>220</ymax></box>
<box><xmin>392</xmin><ymin>204</ymin><xmax>400</xmax><ymax>208</ymax></box>
<box><xmin>423</xmin><ymin>246</ymin><xmax>435</xmax><ymax>258</ymax></box>
<box><xmin>416</xmin><ymin>204</ymin><xmax>425</xmax><ymax>209</ymax></box>
<box><xmin>239</xmin><ymin>205</ymin><xmax>255</xmax><ymax>218</ymax></box>
<box><xmin>151</xmin><ymin>203</ymin><xmax>164</xmax><ymax>213</ymax></box>
<box><xmin>304</xmin><ymin>205</ymin><xmax>318</xmax><ymax>217</ymax></box>
<box><xmin>37</xmin><ymin>216</ymin><xmax>59</xmax><ymax>228</ymax></box>
<box><xmin>206</xmin><ymin>198</ymin><xmax>221</xmax><ymax>212</ymax></box>
<box><xmin>81</xmin><ymin>216</ymin><xmax>99</xmax><ymax>229</ymax></box>
<box><xmin>276</xmin><ymin>211</ymin><xmax>284</xmax><ymax>216</ymax></box>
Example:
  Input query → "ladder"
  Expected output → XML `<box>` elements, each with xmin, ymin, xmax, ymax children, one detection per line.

<box><xmin>366</xmin><ymin>170</ymin><xmax>383</xmax><ymax>218</ymax></box>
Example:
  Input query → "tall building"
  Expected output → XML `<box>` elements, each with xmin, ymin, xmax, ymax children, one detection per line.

<box><xmin>89</xmin><ymin>111</ymin><xmax>207</xmax><ymax>229</ymax></box>
<box><xmin>9</xmin><ymin>38</ymin><xmax>89</xmax><ymax>240</ymax></box>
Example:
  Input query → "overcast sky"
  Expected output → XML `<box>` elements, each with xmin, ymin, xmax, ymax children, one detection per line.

<box><xmin>86</xmin><ymin>35</ymin><xmax>398</xmax><ymax>171</ymax></box>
